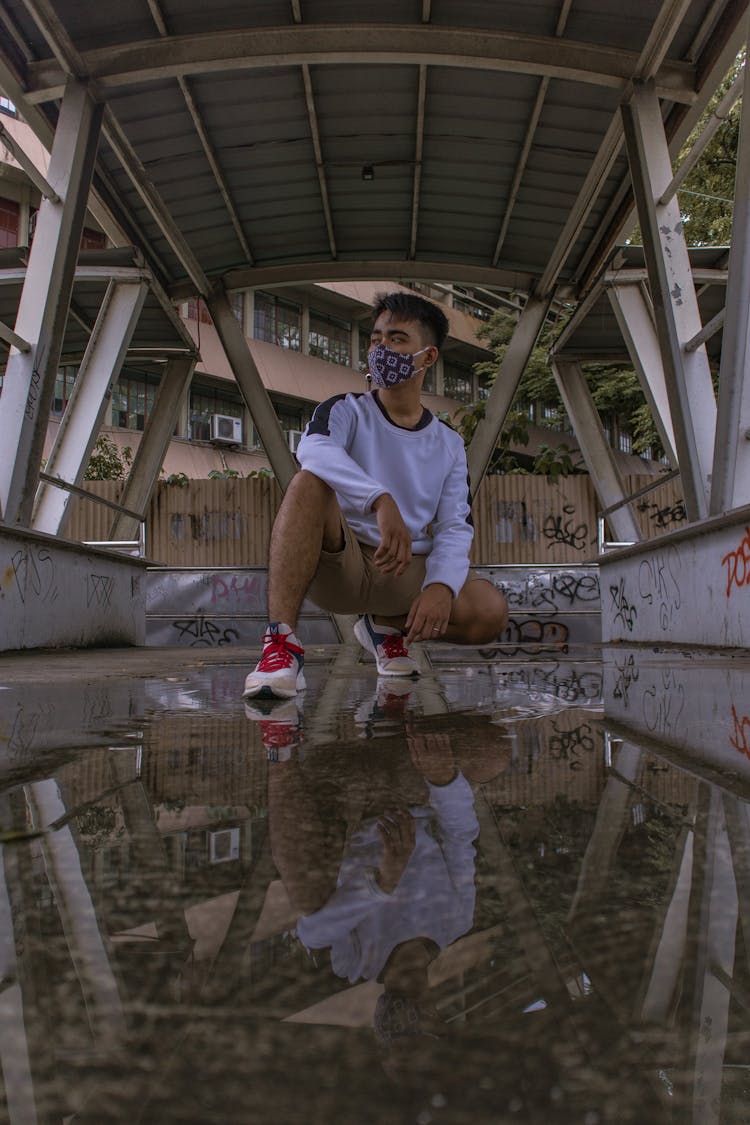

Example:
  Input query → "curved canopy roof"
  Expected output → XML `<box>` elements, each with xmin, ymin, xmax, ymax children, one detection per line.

<box><xmin>0</xmin><ymin>0</ymin><xmax>745</xmax><ymax>304</ymax></box>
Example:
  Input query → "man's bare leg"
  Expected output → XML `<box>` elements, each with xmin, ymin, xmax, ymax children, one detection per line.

<box><xmin>267</xmin><ymin>470</ymin><xmax>344</xmax><ymax>629</ymax></box>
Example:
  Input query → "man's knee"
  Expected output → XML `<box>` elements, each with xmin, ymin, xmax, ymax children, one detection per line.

<box><xmin>453</xmin><ymin>578</ymin><xmax>508</xmax><ymax>644</ymax></box>
<box><xmin>286</xmin><ymin>469</ymin><xmax>334</xmax><ymax>502</ymax></box>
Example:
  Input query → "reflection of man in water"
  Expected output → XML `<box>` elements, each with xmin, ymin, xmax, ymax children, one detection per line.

<box><xmin>296</xmin><ymin>730</ymin><xmax>480</xmax><ymax>988</ymax></box>
<box><xmin>268</xmin><ymin>718</ymin><xmax>511</xmax><ymax>1045</ymax></box>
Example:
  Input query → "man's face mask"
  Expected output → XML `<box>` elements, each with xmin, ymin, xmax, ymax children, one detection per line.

<box><xmin>367</xmin><ymin>342</ymin><xmax>431</xmax><ymax>389</ymax></box>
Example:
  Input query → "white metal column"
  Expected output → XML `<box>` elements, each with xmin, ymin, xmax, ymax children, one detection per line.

<box><xmin>466</xmin><ymin>294</ymin><xmax>552</xmax><ymax>492</ymax></box>
<box><xmin>621</xmin><ymin>82</ymin><xmax>717</xmax><ymax>521</ymax></box>
<box><xmin>111</xmin><ymin>355</ymin><xmax>196</xmax><ymax>541</ymax></box>
<box><xmin>710</xmin><ymin>36</ymin><xmax>750</xmax><ymax>514</ymax></box>
<box><xmin>0</xmin><ymin>81</ymin><xmax>104</xmax><ymax>527</ymax></box>
<box><xmin>32</xmin><ymin>279</ymin><xmax>148</xmax><ymax>536</ymax></box>
<box><xmin>551</xmin><ymin>358</ymin><xmax>642</xmax><ymax>543</ymax></box>
<box><xmin>206</xmin><ymin>287</ymin><xmax>297</xmax><ymax>489</ymax></box>
<box><xmin>606</xmin><ymin>281</ymin><xmax>678</xmax><ymax>463</ymax></box>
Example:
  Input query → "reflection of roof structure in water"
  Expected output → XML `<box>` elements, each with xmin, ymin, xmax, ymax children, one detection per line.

<box><xmin>1</xmin><ymin>648</ymin><xmax>749</xmax><ymax>1123</ymax></box>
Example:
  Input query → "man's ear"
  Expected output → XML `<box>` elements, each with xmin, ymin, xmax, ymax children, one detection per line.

<box><xmin>423</xmin><ymin>345</ymin><xmax>438</xmax><ymax>368</ymax></box>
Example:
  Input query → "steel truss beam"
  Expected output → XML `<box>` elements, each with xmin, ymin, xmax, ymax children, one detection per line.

<box><xmin>466</xmin><ymin>294</ymin><xmax>552</xmax><ymax>493</ymax></box>
<box><xmin>146</xmin><ymin>0</ymin><xmax>254</xmax><ymax>266</ymax></box>
<box><xmin>621</xmin><ymin>81</ymin><xmax>716</xmax><ymax>521</ymax></box>
<box><xmin>605</xmin><ymin>281</ymin><xmax>678</xmax><ymax>464</ymax></box>
<box><xmin>171</xmin><ymin>260</ymin><xmax>539</xmax><ymax>302</ymax></box>
<box><xmin>32</xmin><ymin>279</ymin><xmax>148</xmax><ymax>535</ymax></box>
<box><xmin>551</xmin><ymin>358</ymin><xmax>642</xmax><ymax>544</ymax></box>
<box><xmin>0</xmin><ymin>80</ymin><xmax>103</xmax><ymax>527</ymax></box>
<box><xmin>710</xmin><ymin>33</ymin><xmax>750</xmax><ymax>514</ymax></box>
<box><xmin>206</xmin><ymin>288</ymin><xmax>297</xmax><ymax>490</ymax></box>
<box><xmin>110</xmin><ymin>355</ymin><xmax>196</xmax><ymax>541</ymax></box>
<box><xmin>24</xmin><ymin>26</ymin><xmax>696</xmax><ymax>104</ymax></box>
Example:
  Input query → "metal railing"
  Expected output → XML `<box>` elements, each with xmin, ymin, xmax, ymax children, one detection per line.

<box><xmin>597</xmin><ymin>469</ymin><xmax>681</xmax><ymax>553</ymax></box>
<box><xmin>38</xmin><ymin>471</ymin><xmax>146</xmax><ymax>556</ymax></box>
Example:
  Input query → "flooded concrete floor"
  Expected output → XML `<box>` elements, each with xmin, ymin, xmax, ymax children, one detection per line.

<box><xmin>0</xmin><ymin>643</ymin><xmax>749</xmax><ymax>1124</ymax></box>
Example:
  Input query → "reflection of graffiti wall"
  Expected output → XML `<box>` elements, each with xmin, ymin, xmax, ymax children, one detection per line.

<box><xmin>604</xmin><ymin>650</ymin><xmax>750</xmax><ymax>789</ymax></box>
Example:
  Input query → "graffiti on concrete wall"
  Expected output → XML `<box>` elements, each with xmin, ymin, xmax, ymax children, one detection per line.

<box><xmin>171</xmin><ymin>610</ymin><xmax>240</xmax><ymax>647</ymax></box>
<box><xmin>721</xmin><ymin>526</ymin><xmax>750</xmax><ymax>598</ymax></box>
<box><xmin>610</xmin><ymin>577</ymin><xmax>637</xmax><ymax>632</ymax></box>
<box><xmin>729</xmin><ymin>704</ymin><xmax>750</xmax><ymax>759</ymax></box>
<box><xmin>637</xmin><ymin>548</ymin><xmax>682</xmax><ymax>631</ymax></box>
<box><xmin>9</xmin><ymin>544</ymin><xmax>58</xmax><ymax>605</ymax></box>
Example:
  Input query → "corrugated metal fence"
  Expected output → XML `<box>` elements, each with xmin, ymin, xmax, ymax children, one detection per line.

<box><xmin>67</xmin><ymin>472</ymin><xmax>684</xmax><ymax>566</ymax></box>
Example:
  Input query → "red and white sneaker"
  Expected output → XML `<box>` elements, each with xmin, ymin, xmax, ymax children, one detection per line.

<box><xmin>242</xmin><ymin>623</ymin><xmax>306</xmax><ymax>700</ymax></box>
<box><xmin>244</xmin><ymin>699</ymin><xmax>303</xmax><ymax>762</ymax></box>
<box><xmin>353</xmin><ymin>614</ymin><xmax>419</xmax><ymax>677</ymax></box>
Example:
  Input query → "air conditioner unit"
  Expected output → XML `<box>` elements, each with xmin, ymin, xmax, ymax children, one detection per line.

<box><xmin>210</xmin><ymin>413</ymin><xmax>242</xmax><ymax>444</ymax></box>
<box><xmin>287</xmin><ymin>428</ymin><xmax>304</xmax><ymax>452</ymax></box>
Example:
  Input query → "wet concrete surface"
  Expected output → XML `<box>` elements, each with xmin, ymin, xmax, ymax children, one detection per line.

<box><xmin>1</xmin><ymin>643</ymin><xmax>749</xmax><ymax>1124</ymax></box>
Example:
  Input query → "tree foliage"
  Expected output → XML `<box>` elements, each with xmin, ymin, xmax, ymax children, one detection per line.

<box><xmin>84</xmin><ymin>434</ymin><xmax>132</xmax><ymax>480</ymax></box>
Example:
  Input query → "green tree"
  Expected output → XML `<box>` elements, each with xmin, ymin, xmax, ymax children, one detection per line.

<box><xmin>84</xmin><ymin>434</ymin><xmax>132</xmax><ymax>480</ymax></box>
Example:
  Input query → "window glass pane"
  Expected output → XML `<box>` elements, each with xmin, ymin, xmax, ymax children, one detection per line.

<box><xmin>443</xmin><ymin>361</ymin><xmax>474</xmax><ymax>404</ymax></box>
<box><xmin>189</xmin><ymin>387</ymin><xmax>244</xmax><ymax>442</ymax></box>
<box><xmin>111</xmin><ymin>374</ymin><xmax>157</xmax><ymax>431</ymax></box>
<box><xmin>309</xmin><ymin>309</ymin><xmax>350</xmax><ymax>366</ymax></box>
<box><xmin>254</xmin><ymin>292</ymin><xmax>301</xmax><ymax>350</ymax></box>
<box><xmin>0</xmin><ymin>197</ymin><xmax>19</xmax><ymax>249</ymax></box>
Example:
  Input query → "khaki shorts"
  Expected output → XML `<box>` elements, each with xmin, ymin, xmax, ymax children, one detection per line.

<box><xmin>306</xmin><ymin>517</ymin><xmax>427</xmax><ymax>617</ymax></box>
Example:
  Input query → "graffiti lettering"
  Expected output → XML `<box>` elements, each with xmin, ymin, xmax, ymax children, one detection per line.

<box><xmin>722</xmin><ymin>526</ymin><xmax>750</xmax><ymax>598</ymax></box>
<box><xmin>24</xmin><ymin>365</ymin><xmax>42</xmax><ymax>421</ymax></box>
<box><xmin>610</xmin><ymin>578</ymin><xmax>637</xmax><ymax>632</ymax></box>
<box><xmin>494</xmin><ymin>571</ymin><xmax>600</xmax><ymax>614</ymax></box>
<box><xmin>552</xmin><ymin>572</ymin><xmax>600</xmax><ymax>605</ymax></box>
<box><xmin>480</xmin><ymin>617</ymin><xmax>569</xmax><ymax>657</ymax></box>
<box><xmin>11</xmin><ymin>545</ymin><xmax>58</xmax><ymax>605</ymax></box>
<box><xmin>498</xmin><ymin>664</ymin><xmax>602</xmax><ymax>703</ymax></box>
<box><xmin>86</xmin><ymin>573</ymin><xmax>114</xmax><ymax>608</ymax></box>
<box><xmin>172</xmin><ymin>611</ymin><xmax>240</xmax><ymax>647</ymax></box>
<box><xmin>638</xmin><ymin>549</ymin><xmax>682</xmax><ymax>631</ymax></box>
<box><xmin>211</xmin><ymin>572</ymin><xmax>263</xmax><ymax>607</ymax></box>
<box><xmin>612</xmin><ymin>653</ymin><xmax>639</xmax><ymax>705</ymax></box>
<box><xmin>729</xmin><ymin>705</ymin><xmax>750</xmax><ymax>758</ymax></box>
<box><xmin>549</xmin><ymin>721</ymin><xmax>596</xmax><ymax>768</ymax></box>
<box><xmin>643</xmin><ymin>670</ymin><xmax>685</xmax><ymax>738</ymax></box>
<box><xmin>542</xmin><ymin>505</ymin><xmax>589</xmax><ymax>551</ymax></box>
<box><xmin>636</xmin><ymin>498</ymin><xmax>688</xmax><ymax>530</ymax></box>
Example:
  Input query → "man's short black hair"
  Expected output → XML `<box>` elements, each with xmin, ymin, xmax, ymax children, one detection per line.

<box><xmin>372</xmin><ymin>291</ymin><xmax>450</xmax><ymax>350</ymax></box>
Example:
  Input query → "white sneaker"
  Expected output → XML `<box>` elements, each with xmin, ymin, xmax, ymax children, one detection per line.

<box><xmin>353</xmin><ymin>615</ymin><xmax>419</xmax><ymax>677</ymax></box>
<box><xmin>242</xmin><ymin>623</ymin><xmax>306</xmax><ymax>700</ymax></box>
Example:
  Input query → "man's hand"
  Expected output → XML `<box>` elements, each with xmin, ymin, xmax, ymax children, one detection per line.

<box><xmin>407</xmin><ymin>730</ymin><xmax>457</xmax><ymax>786</ymax></box>
<box><xmin>375</xmin><ymin>808</ymin><xmax>416</xmax><ymax>893</ymax></box>
<box><xmin>372</xmin><ymin>493</ymin><xmax>412</xmax><ymax>575</ymax></box>
<box><xmin>405</xmin><ymin>583</ymin><xmax>453</xmax><ymax>644</ymax></box>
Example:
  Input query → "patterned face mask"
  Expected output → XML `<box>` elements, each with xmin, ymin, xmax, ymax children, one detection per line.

<box><xmin>367</xmin><ymin>342</ymin><xmax>430</xmax><ymax>388</ymax></box>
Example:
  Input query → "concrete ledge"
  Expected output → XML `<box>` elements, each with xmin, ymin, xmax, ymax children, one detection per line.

<box><xmin>599</xmin><ymin>503</ymin><xmax>750</xmax><ymax>647</ymax></box>
<box><xmin>0</xmin><ymin>523</ymin><xmax>148</xmax><ymax>651</ymax></box>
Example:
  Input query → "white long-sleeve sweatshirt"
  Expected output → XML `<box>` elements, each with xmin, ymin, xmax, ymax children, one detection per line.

<box><xmin>296</xmin><ymin>772</ymin><xmax>479</xmax><ymax>984</ymax></box>
<box><xmin>296</xmin><ymin>391</ymin><xmax>474</xmax><ymax>598</ymax></box>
